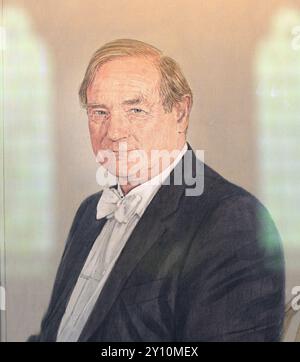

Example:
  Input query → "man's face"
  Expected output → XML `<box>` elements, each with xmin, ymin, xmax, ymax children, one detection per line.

<box><xmin>86</xmin><ymin>56</ymin><xmax>185</xmax><ymax>184</ymax></box>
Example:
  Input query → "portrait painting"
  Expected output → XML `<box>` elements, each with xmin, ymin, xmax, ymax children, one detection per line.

<box><xmin>0</xmin><ymin>0</ymin><xmax>300</xmax><ymax>343</ymax></box>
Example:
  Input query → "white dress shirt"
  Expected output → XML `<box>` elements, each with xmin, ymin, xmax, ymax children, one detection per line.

<box><xmin>56</xmin><ymin>143</ymin><xmax>187</xmax><ymax>342</ymax></box>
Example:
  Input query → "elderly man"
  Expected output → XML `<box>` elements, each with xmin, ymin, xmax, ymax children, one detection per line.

<box><xmin>29</xmin><ymin>39</ymin><xmax>285</xmax><ymax>342</ymax></box>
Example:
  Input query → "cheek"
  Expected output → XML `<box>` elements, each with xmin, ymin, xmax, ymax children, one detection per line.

<box><xmin>88</xmin><ymin>126</ymin><xmax>106</xmax><ymax>157</ymax></box>
<box><xmin>148</xmin><ymin>118</ymin><xmax>177</xmax><ymax>146</ymax></box>
<box><xmin>89</xmin><ymin>123</ymin><xmax>106</xmax><ymax>146</ymax></box>
<box><xmin>138</xmin><ymin>113</ymin><xmax>172</xmax><ymax>143</ymax></box>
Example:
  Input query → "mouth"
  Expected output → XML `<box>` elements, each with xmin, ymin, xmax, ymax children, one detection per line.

<box><xmin>112</xmin><ymin>149</ymin><xmax>136</xmax><ymax>154</ymax></box>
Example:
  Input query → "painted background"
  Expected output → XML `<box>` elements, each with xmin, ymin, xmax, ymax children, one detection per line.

<box><xmin>1</xmin><ymin>0</ymin><xmax>300</xmax><ymax>341</ymax></box>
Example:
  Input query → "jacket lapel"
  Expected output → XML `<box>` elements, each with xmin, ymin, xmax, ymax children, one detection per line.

<box><xmin>78</xmin><ymin>144</ymin><xmax>199</xmax><ymax>342</ymax></box>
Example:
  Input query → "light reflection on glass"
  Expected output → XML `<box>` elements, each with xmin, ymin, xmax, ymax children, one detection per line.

<box><xmin>1</xmin><ymin>6</ymin><xmax>54</xmax><ymax>265</ymax></box>
<box><xmin>255</xmin><ymin>7</ymin><xmax>300</xmax><ymax>252</ymax></box>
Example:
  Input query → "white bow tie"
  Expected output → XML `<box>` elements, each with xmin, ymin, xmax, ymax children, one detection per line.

<box><xmin>96</xmin><ymin>187</ymin><xmax>142</xmax><ymax>223</ymax></box>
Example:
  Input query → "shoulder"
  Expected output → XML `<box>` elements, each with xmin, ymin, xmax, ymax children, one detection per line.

<box><xmin>198</xmin><ymin>160</ymin><xmax>268</xmax><ymax>223</ymax></box>
<box><xmin>76</xmin><ymin>190</ymin><xmax>103</xmax><ymax>214</ymax></box>
<box><xmin>187</xmin><ymin>160</ymin><xmax>284</xmax><ymax>267</ymax></box>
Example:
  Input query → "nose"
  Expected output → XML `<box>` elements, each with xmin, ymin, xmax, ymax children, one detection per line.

<box><xmin>107</xmin><ymin>111</ymin><xmax>129</xmax><ymax>141</ymax></box>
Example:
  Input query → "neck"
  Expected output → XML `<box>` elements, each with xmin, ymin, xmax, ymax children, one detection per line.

<box><xmin>120</xmin><ymin>182</ymin><xmax>138</xmax><ymax>196</ymax></box>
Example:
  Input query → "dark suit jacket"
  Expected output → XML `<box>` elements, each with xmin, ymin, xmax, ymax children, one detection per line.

<box><xmin>28</xmin><ymin>143</ymin><xmax>285</xmax><ymax>342</ymax></box>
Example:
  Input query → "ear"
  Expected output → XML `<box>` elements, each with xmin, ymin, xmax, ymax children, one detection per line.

<box><xmin>174</xmin><ymin>95</ymin><xmax>191</xmax><ymax>134</ymax></box>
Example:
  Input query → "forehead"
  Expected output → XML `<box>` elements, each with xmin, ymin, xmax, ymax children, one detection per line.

<box><xmin>87</xmin><ymin>56</ymin><xmax>161</xmax><ymax>104</ymax></box>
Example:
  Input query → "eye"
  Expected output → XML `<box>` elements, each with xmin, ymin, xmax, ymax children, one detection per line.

<box><xmin>89</xmin><ymin>109</ymin><xmax>110</xmax><ymax>122</ymax></box>
<box><xmin>130</xmin><ymin>108</ymin><xmax>146</xmax><ymax>114</ymax></box>
<box><xmin>95</xmin><ymin>110</ymin><xmax>108</xmax><ymax>116</ymax></box>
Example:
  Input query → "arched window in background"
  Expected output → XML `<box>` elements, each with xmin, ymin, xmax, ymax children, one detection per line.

<box><xmin>254</xmin><ymin>7</ymin><xmax>300</xmax><ymax>258</ymax></box>
<box><xmin>1</xmin><ymin>6</ymin><xmax>55</xmax><ymax>273</ymax></box>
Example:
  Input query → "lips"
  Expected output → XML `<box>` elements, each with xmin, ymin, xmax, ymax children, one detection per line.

<box><xmin>113</xmin><ymin>152</ymin><xmax>132</xmax><ymax>159</ymax></box>
<box><xmin>112</xmin><ymin>149</ymin><xmax>136</xmax><ymax>152</ymax></box>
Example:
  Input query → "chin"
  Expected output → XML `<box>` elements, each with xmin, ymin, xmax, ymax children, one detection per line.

<box><xmin>116</xmin><ymin>164</ymin><xmax>149</xmax><ymax>183</ymax></box>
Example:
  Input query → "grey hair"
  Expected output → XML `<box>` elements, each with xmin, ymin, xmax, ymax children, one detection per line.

<box><xmin>79</xmin><ymin>38</ymin><xmax>193</xmax><ymax>113</ymax></box>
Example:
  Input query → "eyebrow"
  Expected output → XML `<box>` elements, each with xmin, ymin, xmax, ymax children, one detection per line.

<box><xmin>122</xmin><ymin>97</ymin><xmax>146</xmax><ymax>106</ymax></box>
<box><xmin>86</xmin><ymin>103</ymin><xmax>108</xmax><ymax>109</ymax></box>
<box><xmin>86</xmin><ymin>96</ymin><xmax>149</xmax><ymax>109</ymax></box>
